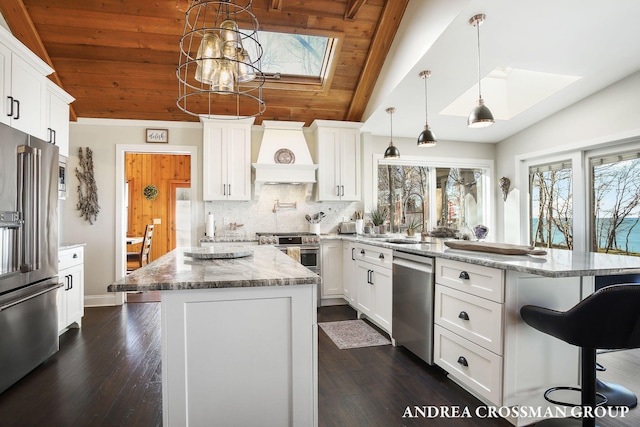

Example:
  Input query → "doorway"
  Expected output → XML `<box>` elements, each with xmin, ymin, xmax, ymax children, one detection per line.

<box><xmin>115</xmin><ymin>144</ymin><xmax>199</xmax><ymax>306</ymax></box>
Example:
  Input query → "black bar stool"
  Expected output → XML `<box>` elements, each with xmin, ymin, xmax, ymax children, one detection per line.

<box><xmin>520</xmin><ymin>284</ymin><xmax>640</xmax><ymax>427</ymax></box>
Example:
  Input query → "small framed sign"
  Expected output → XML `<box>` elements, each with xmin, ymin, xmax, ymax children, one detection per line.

<box><xmin>146</xmin><ymin>128</ymin><xmax>169</xmax><ymax>143</ymax></box>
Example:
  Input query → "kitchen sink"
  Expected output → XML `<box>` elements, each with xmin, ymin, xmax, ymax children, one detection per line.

<box><xmin>385</xmin><ymin>238</ymin><xmax>422</xmax><ymax>244</ymax></box>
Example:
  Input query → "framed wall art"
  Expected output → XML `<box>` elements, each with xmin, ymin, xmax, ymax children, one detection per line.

<box><xmin>146</xmin><ymin>128</ymin><xmax>169</xmax><ymax>143</ymax></box>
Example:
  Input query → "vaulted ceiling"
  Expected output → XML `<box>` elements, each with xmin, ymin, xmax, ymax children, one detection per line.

<box><xmin>0</xmin><ymin>0</ymin><xmax>408</xmax><ymax>125</ymax></box>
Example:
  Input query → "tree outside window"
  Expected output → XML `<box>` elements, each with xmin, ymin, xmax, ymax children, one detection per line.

<box><xmin>529</xmin><ymin>162</ymin><xmax>573</xmax><ymax>249</ymax></box>
<box><xmin>591</xmin><ymin>153</ymin><xmax>640</xmax><ymax>255</ymax></box>
<box><xmin>377</xmin><ymin>164</ymin><xmax>486</xmax><ymax>235</ymax></box>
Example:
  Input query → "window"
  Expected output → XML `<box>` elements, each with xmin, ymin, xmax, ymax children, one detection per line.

<box><xmin>590</xmin><ymin>151</ymin><xmax>640</xmax><ymax>255</ymax></box>
<box><xmin>529</xmin><ymin>161</ymin><xmax>573</xmax><ymax>249</ymax></box>
<box><xmin>376</xmin><ymin>163</ymin><xmax>488</xmax><ymax>236</ymax></box>
<box><xmin>377</xmin><ymin>164</ymin><xmax>429</xmax><ymax>232</ymax></box>
<box><xmin>244</xmin><ymin>31</ymin><xmax>337</xmax><ymax>87</ymax></box>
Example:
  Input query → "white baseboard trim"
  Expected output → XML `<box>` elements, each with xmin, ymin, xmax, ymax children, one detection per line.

<box><xmin>85</xmin><ymin>293</ymin><xmax>124</xmax><ymax>307</ymax></box>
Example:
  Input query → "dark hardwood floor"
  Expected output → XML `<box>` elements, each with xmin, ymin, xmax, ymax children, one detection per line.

<box><xmin>0</xmin><ymin>302</ymin><xmax>638</xmax><ymax>426</ymax></box>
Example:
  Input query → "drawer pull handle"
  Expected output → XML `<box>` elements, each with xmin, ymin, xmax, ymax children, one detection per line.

<box><xmin>379</xmin><ymin>253</ymin><xmax>384</xmax><ymax>260</ymax></box>
<box><xmin>458</xmin><ymin>311</ymin><xmax>470</xmax><ymax>321</ymax></box>
<box><xmin>360</xmin><ymin>249</ymin><xmax>365</xmax><ymax>255</ymax></box>
<box><xmin>457</xmin><ymin>356</ymin><xmax>469</xmax><ymax>367</ymax></box>
<box><xmin>459</xmin><ymin>271</ymin><xmax>470</xmax><ymax>280</ymax></box>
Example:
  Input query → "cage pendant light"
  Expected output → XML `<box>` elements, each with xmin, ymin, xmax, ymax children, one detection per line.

<box><xmin>468</xmin><ymin>14</ymin><xmax>494</xmax><ymax>128</ymax></box>
<box><xmin>384</xmin><ymin>107</ymin><xmax>400</xmax><ymax>159</ymax></box>
<box><xmin>177</xmin><ymin>0</ymin><xmax>266</xmax><ymax>119</ymax></box>
<box><xmin>417</xmin><ymin>70</ymin><xmax>437</xmax><ymax>147</ymax></box>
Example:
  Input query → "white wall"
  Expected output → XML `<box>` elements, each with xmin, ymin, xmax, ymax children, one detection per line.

<box><xmin>495</xmin><ymin>70</ymin><xmax>640</xmax><ymax>243</ymax></box>
<box><xmin>61</xmin><ymin>119</ymin><xmax>202</xmax><ymax>305</ymax></box>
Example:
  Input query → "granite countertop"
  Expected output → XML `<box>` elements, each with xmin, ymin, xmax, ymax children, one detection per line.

<box><xmin>330</xmin><ymin>234</ymin><xmax>640</xmax><ymax>278</ymax></box>
<box><xmin>108</xmin><ymin>245</ymin><xmax>320</xmax><ymax>292</ymax></box>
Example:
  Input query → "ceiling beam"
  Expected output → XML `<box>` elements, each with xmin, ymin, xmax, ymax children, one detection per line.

<box><xmin>346</xmin><ymin>0</ymin><xmax>408</xmax><ymax>122</ymax></box>
<box><xmin>0</xmin><ymin>0</ymin><xmax>77</xmax><ymax>121</ymax></box>
<box><xmin>345</xmin><ymin>0</ymin><xmax>367</xmax><ymax>20</ymax></box>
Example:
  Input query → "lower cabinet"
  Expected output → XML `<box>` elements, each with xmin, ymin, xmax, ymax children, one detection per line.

<box><xmin>162</xmin><ymin>285</ymin><xmax>317</xmax><ymax>426</ymax></box>
<box><xmin>320</xmin><ymin>239</ymin><xmax>343</xmax><ymax>303</ymax></box>
<box><xmin>353</xmin><ymin>243</ymin><xmax>392</xmax><ymax>334</ymax></box>
<box><xmin>342</xmin><ymin>242</ymin><xmax>357</xmax><ymax>305</ymax></box>
<box><xmin>58</xmin><ymin>246</ymin><xmax>84</xmax><ymax>334</ymax></box>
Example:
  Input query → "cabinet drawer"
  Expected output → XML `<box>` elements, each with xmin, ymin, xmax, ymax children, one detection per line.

<box><xmin>355</xmin><ymin>244</ymin><xmax>392</xmax><ymax>269</ymax></box>
<box><xmin>435</xmin><ymin>258</ymin><xmax>504</xmax><ymax>303</ymax></box>
<box><xmin>435</xmin><ymin>285</ymin><xmax>503</xmax><ymax>354</ymax></box>
<box><xmin>434</xmin><ymin>324</ymin><xmax>502</xmax><ymax>405</ymax></box>
<box><xmin>59</xmin><ymin>247</ymin><xmax>84</xmax><ymax>270</ymax></box>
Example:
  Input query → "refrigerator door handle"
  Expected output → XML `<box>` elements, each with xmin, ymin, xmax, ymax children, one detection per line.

<box><xmin>0</xmin><ymin>282</ymin><xmax>62</xmax><ymax>312</ymax></box>
<box><xmin>16</xmin><ymin>145</ymin><xmax>41</xmax><ymax>272</ymax></box>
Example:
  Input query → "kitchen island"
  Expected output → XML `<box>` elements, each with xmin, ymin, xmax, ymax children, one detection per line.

<box><xmin>333</xmin><ymin>234</ymin><xmax>640</xmax><ymax>426</ymax></box>
<box><xmin>108</xmin><ymin>245</ymin><xmax>320</xmax><ymax>427</ymax></box>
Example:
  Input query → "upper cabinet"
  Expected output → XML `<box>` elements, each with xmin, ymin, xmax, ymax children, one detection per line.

<box><xmin>201</xmin><ymin>117</ymin><xmax>254</xmax><ymax>201</ymax></box>
<box><xmin>0</xmin><ymin>26</ymin><xmax>73</xmax><ymax>145</ymax></box>
<box><xmin>311</xmin><ymin>120</ymin><xmax>362</xmax><ymax>201</ymax></box>
<box><xmin>0</xmin><ymin>26</ymin><xmax>52</xmax><ymax>138</ymax></box>
<box><xmin>46</xmin><ymin>80</ymin><xmax>74</xmax><ymax>157</ymax></box>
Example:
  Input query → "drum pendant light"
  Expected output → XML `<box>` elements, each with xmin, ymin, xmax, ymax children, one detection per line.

<box><xmin>468</xmin><ymin>14</ymin><xmax>494</xmax><ymax>128</ymax></box>
<box><xmin>417</xmin><ymin>70</ymin><xmax>437</xmax><ymax>147</ymax></box>
<box><xmin>384</xmin><ymin>107</ymin><xmax>400</xmax><ymax>159</ymax></box>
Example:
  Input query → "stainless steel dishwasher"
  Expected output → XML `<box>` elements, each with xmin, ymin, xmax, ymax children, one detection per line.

<box><xmin>392</xmin><ymin>251</ymin><xmax>435</xmax><ymax>365</ymax></box>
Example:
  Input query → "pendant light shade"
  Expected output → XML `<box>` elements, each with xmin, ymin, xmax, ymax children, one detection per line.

<box><xmin>177</xmin><ymin>0</ymin><xmax>266</xmax><ymax>119</ymax></box>
<box><xmin>417</xmin><ymin>70</ymin><xmax>437</xmax><ymax>147</ymax></box>
<box><xmin>384</xmin><ymin>107</ymin><xmax>400</xmax><ymax>159</ymax></box>
<box><xmin>468</xmin><ymin>14</ymin><xmax>494</xmax><ymax>128</ymax></box>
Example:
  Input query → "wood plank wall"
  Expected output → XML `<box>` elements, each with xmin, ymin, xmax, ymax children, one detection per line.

<box><xmin>125</xmin><ymin>153</ymin><xmax>191</xmax><ymax>263</ymax></box>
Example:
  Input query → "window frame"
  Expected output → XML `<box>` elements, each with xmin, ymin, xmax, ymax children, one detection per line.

<box><xmin>373</xmin><ymin>154</ymin><xmax>494</xmax><ymax>235</ymax></box>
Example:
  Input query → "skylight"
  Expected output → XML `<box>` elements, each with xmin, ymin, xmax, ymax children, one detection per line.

<box><xmin>243</xmin><ymin>31</ymin><xmax>336</xmax><ymax>86</ymax></box>
<box><xmin>440</xmin><ymin>67</ymin><xmax>581</xmax><ymax>120</ymax></box>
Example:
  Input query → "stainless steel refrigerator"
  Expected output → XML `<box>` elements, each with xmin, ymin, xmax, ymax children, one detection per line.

<box><xmin>0</xmin><ymin>122</ymin><xmax>59</xmax><ymax>394</ymax></box>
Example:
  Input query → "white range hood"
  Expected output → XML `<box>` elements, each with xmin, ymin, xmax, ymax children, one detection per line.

<box><xmin>252</xmin><ymin>121</ymin><xmax>318</xmax><ymax>198</ymax></box>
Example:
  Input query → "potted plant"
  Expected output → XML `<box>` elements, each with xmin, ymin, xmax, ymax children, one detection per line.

<box><xmin>369</xmin><ymin>206</ymin><xmax>388</xmax><ymax>234</ymax></box>
<box><xmin>405</xmin><ymin>217</ymin><xmax>422</xmax><ymax>237</ymax></box>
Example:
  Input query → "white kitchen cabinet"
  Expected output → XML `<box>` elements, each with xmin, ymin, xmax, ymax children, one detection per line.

<box><xmin>311</xmin><ymin>120</ymin><xmax>361</xmax><ymax>201</ymax></box>
<box><xmin>342</xmin><ymin>242</ymin><xmax>357</xmax><ymax>306</ymax></box>
<box><xmin>320</xmin><ymin>239</ymin><xmax>344</xmax><ymax>304</ymax></box>
<box><xmin>0</xmin><ymin>26</ymin><xmax>53</xmax><ymax>139</ymax></box>
<box><xmin>45</xmin><ymin>81</ymin><xmax>74</xmax><ymax>157</ymax></box>
<box><xmin>58</xmin><ymin>246</ymin><xmax>84</xmax><ymax>335</ymax></box>
<box><xmin>201</xmin><ymin>117</ymin><xmax>254</xmax><ymax>201</ymax></box>
<box><xmin>434</xmin><ymin>258</ymin><xmax>582</xmax><ymax>426</ymax></box>
<box><xmin>353</xmin><ymin>243</ymin><xmax>392</xmax><ymax>334</ymax></box>
<box><xmin>162</xmin><ymin>285</ymin><xmax>317</xmax><ymax>426</ymax></box>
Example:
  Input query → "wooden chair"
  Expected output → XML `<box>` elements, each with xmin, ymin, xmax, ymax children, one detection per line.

<box><xmin>127</xmin><ymin>224</ymin><xmax>154</xmax><ymax>272</ymax></box>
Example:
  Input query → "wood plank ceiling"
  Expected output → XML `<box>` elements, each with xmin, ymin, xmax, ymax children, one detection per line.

<box><xmin>0</xmin><ymin>0</ymin><xmax>408</xmax><ymax>126</ymax></box>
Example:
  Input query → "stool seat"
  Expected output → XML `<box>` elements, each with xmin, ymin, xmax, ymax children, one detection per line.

<box><xmin>520</xmin><ymin>284</ymin><xmax>640</xmax><ymax>427</ymax></box>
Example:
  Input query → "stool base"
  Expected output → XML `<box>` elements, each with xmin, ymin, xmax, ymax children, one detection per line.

<box><xmin>596</xmin><ymin>379</ymin><xmax>637</xmax><ymax>408</ymax></box>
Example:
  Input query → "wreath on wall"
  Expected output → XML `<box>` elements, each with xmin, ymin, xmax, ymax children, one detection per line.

<box><xmin>76</xmin><ymin>147</ymin><xmax>100</xmax><ymax>224</ymax></box>
<box><xmin>143</xmin><ymin>184</ymin><xmax>159</xmax><ymax>201</ymax></box>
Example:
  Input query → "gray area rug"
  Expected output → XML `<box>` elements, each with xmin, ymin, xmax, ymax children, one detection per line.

<box><xmin>319</xmin><ymin>320</ymin><xmax>391</xmax><ymax>349</ymax></box>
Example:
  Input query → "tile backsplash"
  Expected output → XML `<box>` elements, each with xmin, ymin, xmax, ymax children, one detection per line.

<box><xmin>204</xmin><ymin>184</ymin><xmax>363</xmax><ymax>239</ymax></box>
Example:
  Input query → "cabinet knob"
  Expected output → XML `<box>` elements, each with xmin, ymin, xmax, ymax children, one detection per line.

<box><xmin>459</xmin><ymin>271</ymin><xmax>470</xmax><ymax>280</ymax></box>
<box><xmin>457</xmin><ymin>356</ymin><xmax>469</xmax><ymax>367</ymax></box>
<box><xmin>378</xmin><ymin>253</ymin><xmax>384</xmax><ymax>260</ymax></box>
<box><xmin>360</xmin><ymin>249</ymin><xmax>365</xmax><ymax>255</ymax></box>
<box><xmin>458</xmin><ymin>311</ymin><xmax>470</xmax><ymax>321</ymax></box>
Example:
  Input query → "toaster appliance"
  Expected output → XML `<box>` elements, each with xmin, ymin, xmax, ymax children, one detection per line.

<box><xmin>338</xmin><ymin>221</ymin><xmax>357</xmax><ymax>234</ymax></box>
